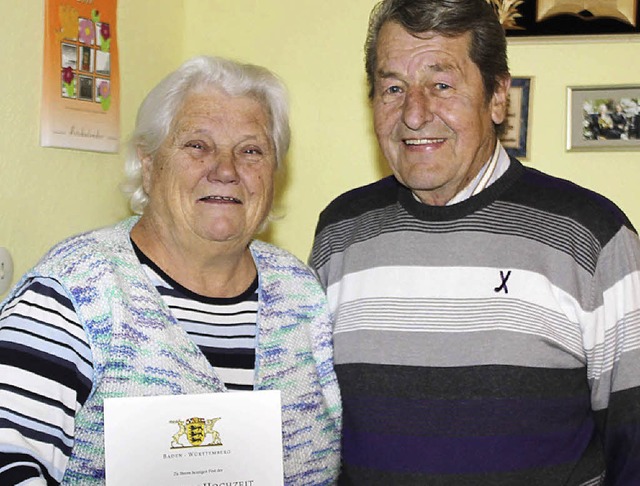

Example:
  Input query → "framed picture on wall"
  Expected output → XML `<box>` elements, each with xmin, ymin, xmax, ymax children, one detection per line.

<box><xmin>566</xmin><ymin>85</ymin><xmax>640</xmax><ymax>151</ymax></box>
<box><xmin>489</xmin><ymin>0</ymin><xmax>640</xmax><ymax>37</ymax></box>
<box><xmin>500</xmin><ymin>77</ymin><xmax>532</xmax><ymax>159</ymax></box>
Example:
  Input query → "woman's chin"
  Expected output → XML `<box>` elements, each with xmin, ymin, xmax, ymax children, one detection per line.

<box><xmin>198</xmin><ymin>226</ymin><xmax>246</xmax><ymax>246</ymax></box>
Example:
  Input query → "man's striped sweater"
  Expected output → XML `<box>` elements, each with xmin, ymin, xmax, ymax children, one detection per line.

<box><xmin>310</xmin><ymin>158</ymin><xmax>640</xmax><ymax>485</ymax></box>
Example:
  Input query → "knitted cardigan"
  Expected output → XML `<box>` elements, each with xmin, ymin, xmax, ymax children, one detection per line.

<box><xmin>14</xmin><ymin>217</ymin><xmax>341</xmax><ymax>485</ymax></box>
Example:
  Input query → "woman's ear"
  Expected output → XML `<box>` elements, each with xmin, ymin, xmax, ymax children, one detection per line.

<box><xmin>138</xmin><ymin>147</ymin><xmax>154</xmax><ymax>194</ymax></box>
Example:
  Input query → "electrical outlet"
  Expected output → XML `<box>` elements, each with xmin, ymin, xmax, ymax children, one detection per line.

<box><xmin>0</xmin><ymin>247</ymin><xmax>14</xmax><ymax>296</ymax></box>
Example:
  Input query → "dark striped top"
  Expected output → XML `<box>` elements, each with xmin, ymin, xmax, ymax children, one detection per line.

<box><xmin>311</xmin><ymin>158</ymin><xmax>640</xmax><ymax>485</ymax></box>
<box><xmin>0</xmin><ymin>242</ymin><xmax>257</xmax><ymax>484</ymax></box>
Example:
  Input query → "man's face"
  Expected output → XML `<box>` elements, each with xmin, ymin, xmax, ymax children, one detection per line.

<box><xmin>372</xmin><ymin>22</ymin><xmax>509</xmax><ymax>206</ymax></box>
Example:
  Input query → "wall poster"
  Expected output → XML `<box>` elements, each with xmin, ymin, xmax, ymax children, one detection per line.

<box><xmin>489</xmin><ymin>0</ymin><xmax>640</xmax><ymax>37</ymax></box>
<box><xmin>41</xmin><ymin>0</ymin><xmax>119</xmax><ymax>153</ymax></box>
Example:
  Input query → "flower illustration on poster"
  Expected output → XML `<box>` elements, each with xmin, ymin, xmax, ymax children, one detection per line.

<box><xmin>92</xmin><ymin>9</ymin><xmax>111</xmax><ymax>52</ymax></box>
<box><xmin>98</xmin><ymin>80</ymin><xmax>111</xmax><ymax>111</ymax></box>
<box><xmin>100</xmin><ymin>23</ymin><xmax>111</xmax><ymax>51</ymax></box>
<box><xmin>78</xmin><ymin>17</ymin><xmax>95</xmax><ymax>45</ymax></box>
<box><xmin>61</xmin><ymin>66</ymin><xmax>75</xmax><ymax>97</ymax></box>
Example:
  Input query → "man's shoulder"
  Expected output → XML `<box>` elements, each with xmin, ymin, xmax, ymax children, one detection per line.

<box><xmin>317</xmin><ymin>176</ymin><xmax>399</xmax><ymax>228</ymax></box>
<box><xmin>511</xmin><ymin>164</ymin><xmax>635</xmax><ymax>238</ymax></box>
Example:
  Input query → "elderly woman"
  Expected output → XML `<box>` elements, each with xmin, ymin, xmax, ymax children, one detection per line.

<box><xmin>0</xmin><ymin>56</ymin><xmax>340</xmax><ymax>485</ymax></box>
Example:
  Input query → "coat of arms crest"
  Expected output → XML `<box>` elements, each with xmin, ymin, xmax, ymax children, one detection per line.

<box><xmin>170</xmin><ymin>416</ymin><xmax>223</xmax><ymax>448</ymax></box>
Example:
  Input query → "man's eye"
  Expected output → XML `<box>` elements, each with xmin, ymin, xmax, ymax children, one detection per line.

<box><xmin>435</xmin><ymin>83</ymin><xmax>451</xmax><ymax>90</ymax></box>
<box><xmin>385</xmin><ymin>85</ymin><xmax>403</xmax><ymax>95</ymax></box>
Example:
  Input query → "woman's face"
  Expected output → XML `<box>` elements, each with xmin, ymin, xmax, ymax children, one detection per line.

<box><xmin>141</xmin><ymin>87</ymin><xmax>276</xmax><ymax>249</ymax></box>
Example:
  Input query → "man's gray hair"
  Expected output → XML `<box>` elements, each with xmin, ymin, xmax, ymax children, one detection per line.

<box><xmin>364</xmin><ymin>0</ymin><xmax>509</xmax><ymax>104</ymax></box>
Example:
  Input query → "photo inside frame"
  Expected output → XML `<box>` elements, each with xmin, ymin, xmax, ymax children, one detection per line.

<box><xmin>568</xmin><ymin>86</ymin><xmax>640</xmax><ymax>150</ymax></box>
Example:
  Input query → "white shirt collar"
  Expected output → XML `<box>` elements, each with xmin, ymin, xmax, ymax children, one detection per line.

<box><xmin>410</xmin><ymin>140</ymin><xmax>511</xmax><ymax>206</ymax></box>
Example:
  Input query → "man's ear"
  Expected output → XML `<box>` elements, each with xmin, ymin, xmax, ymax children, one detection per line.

<box><xmin>490</xmin><ymin>75</ymin><xmax>511</xmax><ymax>126</ymax></box>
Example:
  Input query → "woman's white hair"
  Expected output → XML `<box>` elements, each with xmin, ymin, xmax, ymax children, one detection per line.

<box><xmin>121</xmin><ymin>55</ymin><xmax>291</xmax><ymax>215</ymax></box>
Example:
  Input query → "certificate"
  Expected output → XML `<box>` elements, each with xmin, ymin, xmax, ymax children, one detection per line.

<box><xmin>104</xmin><ymin>390</ymin><xmax>284</xmax><ymax>485</ymax></box>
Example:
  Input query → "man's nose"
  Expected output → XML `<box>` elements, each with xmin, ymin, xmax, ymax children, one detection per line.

<box><xmin>401</xmin><ymin>88</ymin><xmax>434</xmax><ymax>130</ymax></box>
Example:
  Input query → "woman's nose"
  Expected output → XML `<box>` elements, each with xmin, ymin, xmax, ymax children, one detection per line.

<box><xmin>207</xmin><ymin>152</ymin><xmax>239</xmax><ymax>183</ymax></box>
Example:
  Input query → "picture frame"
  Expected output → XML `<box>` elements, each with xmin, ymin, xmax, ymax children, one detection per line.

<box><xmin>78</xmin><ymin>75</ymin><xmax>94</xmax><ymax>101</ymax></box>
<box><xmin>566</xmin><ymin>85</ymin><xmax>640</xmax><ymax>151</ymax></box>
<box><xmin>79</xmin><ymin>45</ymin><xmax>93</xmax><ymax>73</ymax></box>
<box><xmin>489</xmin><ymin>0</ymin><xmax>640</xmax><ymax>38</ymax></box>
<box><xmin>61</xmin><ymin>43</ymin><xmax>77</xmax><ymax>70</ymax></box>
<box><xmin>500</xmin><ymin>77</ymin><xmax>532</xmax><ymax>159</ymax></box>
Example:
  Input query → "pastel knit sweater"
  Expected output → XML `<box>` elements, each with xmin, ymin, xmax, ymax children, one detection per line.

<box><xmin>11</xmin><ymin>217</ymin><xmax>341</xmax><ymax>485</ymax></box>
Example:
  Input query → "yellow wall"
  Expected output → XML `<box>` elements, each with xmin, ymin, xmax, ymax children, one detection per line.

<box><xmin>508</xmin><ymin>38</ymin><xmax>640</xmax><ymax>222</ymax></box>
<box><xmin>0</xmin><ymin>1</ymin><xmax>185</xmax><ymax>295</ymax></box>
<box><xmin>183</xmin><ymin>0</ymin><xmax>383</xmax><ymax>259</ymax></box>
<box><xmin>2</xmin><ymin>0</ymin><xmax>640</xmax><ymax>297</ymax></box>
<box><xmin>186</xmin><ymin>0</ymin><xmax>640</xmax><ymax>261</ymax></box>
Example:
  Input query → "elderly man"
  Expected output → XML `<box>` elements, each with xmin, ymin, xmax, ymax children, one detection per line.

<box><xmin>310</xmin><ymin>0</ymin><xmax>640</xmax><ymax>484</ymax></box>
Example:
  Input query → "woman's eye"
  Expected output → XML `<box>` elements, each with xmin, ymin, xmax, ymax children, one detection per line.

<box><xmin>185</xmin><ymin>141</ymin><xmax>206</xmax><ymax>150</ymax></box>
<box><xmin>435</xmin><ymin>82</ymin><xmax>451</xmax><ymax>91</ymax></box>
<box><xmin>243</xmin><ymin>147</ymin><xmax>263</xmax><ymax>156</ymax></box>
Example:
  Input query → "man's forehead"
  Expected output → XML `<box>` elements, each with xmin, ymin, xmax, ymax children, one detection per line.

<box><xmin>378</xmin><ymin>23</ymin><xmax>470</xmax><ymax>50</ymax></box>
<box><xmin>376</xmin><ymin>24</ymin><xmax>471</xmax><ymax>73</ymax></box>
